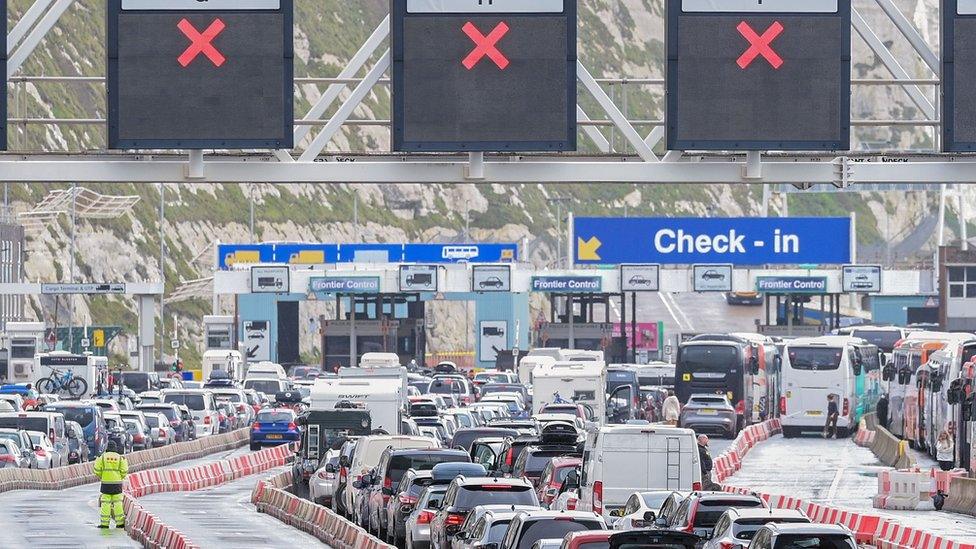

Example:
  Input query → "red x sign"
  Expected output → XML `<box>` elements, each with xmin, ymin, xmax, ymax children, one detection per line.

<box><xmin>736</xmin><ymin>21</ymin><xmax>784</xmax><ymax>69</ymax></box>
<box><xmin>462</xmin><ymin>21</ymin><xmax>510</xmax><ymax>70</ymax></box>
<box><xmin>178</xmin><ymin>18</ymin><xmax>226</xmax><ymax>68</ymax></box>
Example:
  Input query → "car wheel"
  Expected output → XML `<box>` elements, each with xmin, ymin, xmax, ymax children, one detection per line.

<box><xmin>249</xmin><ymin>442</ymin><xmax>259</xmax><ymax>451</ymax></box>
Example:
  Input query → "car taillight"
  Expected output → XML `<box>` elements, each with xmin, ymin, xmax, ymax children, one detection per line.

<box><xmin>384</xmin><ymin>477</ymin><xmax>392</xmax><ymax>490</ymax></box>
<box><xmin>237</xmin><ymin>404</ymin><xmax>246</xmax><ymax>412</ymax></box>
<box><xmin>288</xmin><ymin>422</ymin><xmax>298</xmax><ymax>431</ymax></box>
<box><xmin>134</xmin><ymin>434</ymin><xmax>144</xmax><ymax>443</ymax></box>
<box><xmin>779</xmin><ymin>396</ymin><xmax>787</xmax><ymax>415</ymax></box>
<box><xmin>252</xmin><ymin>423</ymin><xmax>260</xmax><ymax>431</ymax></box>
<box><xmin>445</xmin><ymin>513</ymin><xmax>465</xmax><ymax>526</ymax></box>
<box><xmin>720</xmin><ymin>542</ymin><xmax>737</xmax><ymax>549</ymax></box>
<box><xmin>566</xmin><ymin>498</ymin><xmax>577</xmax><ymax>510</ymax></box>
<box><xmin>843</xmin><ymin>398</ymin><xmax>850</xmax><ymax>416</ymax></box>
<box><xmin>505</xmin><ymin>448</ymin><xmax>515</xmax><ymax>467</ymax></box>
<box><xmin>219</xmin><ymin>414</ymin><xmax>226</xmax><ymax>422</ymax></box>
<box><xmin>204</xmin><ymin>416</ymin><xmax>212</xmax><ymax>425</ymax></box>
<box><xmin>692</xmin><ymin>481</ymin><xmax>702</xmax><ymax>491</ymax></box>
<box><xmin>417</xmin><ymin>510</ymin><xmax>434</xmax><ymax>524</ymax></box>
<box><xmin>0</xmin><ymin>454</ymin><xmax>15</xmax><ymax>463</ymax></box>
<box><xmin>170</xmin><ymin>420</ymin><xmax>181</xmax><ymax>427</ymax></box>
<box><xmin>593</xmin><ymin>481</ymin><xmax>603</xmax><ymax>515</ymax></box>
<box><xmin>160</xmin><ymin>431</ymin><xmax>167</xmax><ymax>438</ymax></box>
<box><xmin>398</xmin><ymin>494</ymin><xmax>418</xmax><ymax>505</ymax></box>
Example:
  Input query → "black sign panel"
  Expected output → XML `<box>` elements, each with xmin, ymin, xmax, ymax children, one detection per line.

<box><xmin>666</xmin><ymin>0</ymin><xmax>850</xmax><ymax>151</ymax></box>
<box><xmin>391</xmin><ymin>0</ymin><xmax>576</xmax><ymax>152</ymax></box>
<box><xmin>943</xmin><ymin>0</ymin><xmax>976</xmax><ymax>151</ymax></box>
<box><xmin>107</xmin><ymin>0</ymin><xmax>293</xmax><ymax>149</ymax></box>
<box><xmin>0</xmin><ymin>0</ymin><xmax>6</xmax><ymax>152</ymax></box>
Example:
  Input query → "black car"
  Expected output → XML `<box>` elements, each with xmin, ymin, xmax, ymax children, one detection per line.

<box><xmin>609</xmin><ymin>530</ymin><xmax>700</xmax><ymax>549</ymax></box>
<box><xmin>363</xmin><ymin>447</ymin><xmax>470</xmax><ymax>540</ymax></box>
<box><xmin>495</xmin><ymin>434</ymin><xmax>541</xmax><ymax>477</ymax></box>
<box><xmin>429</xmin><ymin>476</ymin><xmax>539</xmax><ymax>549</ymax></box>
<box><xmin>385</xmin><ymin>469</ymin><xmax>435</xmax><ymax>546</ymax></box>
<box><xmin>512</xmin><ymin>444</ymin><xmax>579</xmax><ymax>488</ymax></box>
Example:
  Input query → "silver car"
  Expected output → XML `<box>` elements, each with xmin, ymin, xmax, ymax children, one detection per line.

<box><xmin>309</xmin><ymin>451</ymin><xmax>340</xmax><ymax>506</ymax></box>
<box><xmin>454</xmin><ymin>505</ymin><xmax>543</xmax><ymax>549</ymax></box>
<box><xmin>142</xmin><ymin>412</ymin><xmax>176</xmax><ymax>447</ymax></box>
<box><xmin>27</xmin><ymin>431</ymin><xmax>63</xmax><ymax>469</ymax></box>
<box><xmin>702</xmin><ymin>508</ymin><xmax>810</xmax><ymax>549</ymax></box>
<box><xmin>0</xmin><ymin>429</ymin><xmax>38</xmax><ymax>469</ymax></box>
<box><xmin>679</xmin><ymin>394</ymin><xmax>739</xmax><ymax>439</ymax></box>
<box><xmin>0</xmin><ymin>439</ymin><xmax>30</xmax><ymax>468</ymax></box>
<box><xmin>405</xmin><ymin>485</ymin><xmax>448</xmax><ymax>549</ymax></box>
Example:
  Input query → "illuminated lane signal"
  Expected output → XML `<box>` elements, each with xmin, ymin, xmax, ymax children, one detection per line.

<box><xmin>177</xmin><ymin>18</ymin><xmax>226</xmax><ymax>68</ymax></box>
<box><xmin>461</xmin><ymin>21</ymin><xmax>510</xmax><ymax>70</ymax></box>
<box><xmin>736</xmin><ymin>21</ymin><xmax>784</xmax><ymax>69</ymax></box>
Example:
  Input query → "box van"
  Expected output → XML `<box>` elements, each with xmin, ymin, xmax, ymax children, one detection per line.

<box><xmin>343</xmin><ymin>435</ymin><xmax>440</xmax><ymax>521</ymax></box>
<box><xmin>246</xmin><ymin>361</ymin><xmax>288</xmax><ymax>380</ymax></box>
<box><xmin>0</xmin><ymin>411</ymin><xmax>70</xmax><ymax>467</ymax></box>
<box><xmin>576</xmin><ymin>424</ymin><xmax>701</xmax><ymax>522</ymax></box>
<box><xmin>161</xmin><ymin>390</ymin><xmax>220</xmax><ymax>437</ymax></box>
<box><xmin>243</xmin><ymin>377</ymin><xmax>291</xmax><ymax>398</ymax></box>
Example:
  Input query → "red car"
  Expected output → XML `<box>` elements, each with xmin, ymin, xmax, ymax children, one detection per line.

<box><xmin>537</xmin><ymin>456</ymin><xmax>582</xmax><ymax>508</ymax></box>
<box><xmin>563</xmin><ymin>530</ymin><xmax>613</xmax><ymax>549</ymax></box>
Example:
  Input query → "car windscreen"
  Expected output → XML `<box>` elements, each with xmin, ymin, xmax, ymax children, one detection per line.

<box><xmin>163</xmin><ymin>394</ymin><xmax>206</xmax><ymax>411</ymax></box>
<box><xmin>389</xmin><ymin>454</ymin><xmax>468</xmax><ymax>486</ymax></box>
<box><xmin>481</xmin><ymin>385</ymin><xmax>523</xmax><ymax>396</ymax></box>
<box><xmin>678</xmin><ymin>346</ymin><xmax>739</xmax><ymax>373</ymax></box>
<box><xmin>423</xmin><ymin>488</ymin><xmax>448</xmax><ymax>509</ymax></box>
<box><xmin>215</xmin><ymin>392</ymin><xmax>243</xmax><ymax>403</ymax></box>
<box><xmin>477</xmin><ymin>374</ymin><xmax>511</xmax><ymax>383</ymax></box>
<box><xmin>143</xmin><ymin>415</ymin><xmax>160</xmax><ymax>428</ymax></box>
<box><xmin>640</xmin><ymin>492</ymin><xmax>671</xmax><ymax>509</ymax></box>
<box><xmin>688</xmin><ymin>397</ymin><xmax>728</xmax><ymax>407</ymax></box>
<box><xmin>451</xmin><ymin>429</ymin><xmax>518</xmax><ymax>451</ymax></box>
<box><xmin>523</xmin><ymin>451</ymin><xmax>565</xmax><ymax>476</ymax></box>
<box><xmin>256</xmin><ymin>411</ymin><xmax>294</xmax><ymax>423</ymax></box>
<box><xmin>577</xmin><ymin>543</ymin><xmax>610</xmax><ymax>549</ymax></box>
<box><xmin>244</xmin><ymin>379</ymin><xmax>284</xmax><ymax>395</ymax></box>
<box><xmin>772</xmin><ymin>534</ymin><xmax>856</xmax><ymax>549</ymax></box>
<box><xmin>140</xmin><ymin>407</ymin><xmax>177</xmax><ymax>421</ymax></box>
<box><xmin>456</xmin><ymin>484</ymin><xmax>537</xmax><ymax>509</ymax></box>
<box><xmin>485</xmin><ymin>520</ymin><xmax>512</xmax><ymax>543</ymax></box>
<box><xmin>788</xmin><ymin>348</ymin><xmax>843</xmax><ymax>371</ymax></box>
<box><xmin>732</xmin><ymin>518</ymin><xmax>809</xmax><ymax>540</ymax></box>
<box><xmin>121</xmin><ymin>374</ymin><xmax>151</xmax><ymax>393</ymax></box>
<box><xmin>429</xmin><ymin>380</ymin><xmax>462</xmax><ymax>394</ymax></box>
<box><xmin>517</xmin><ymin>519</ymin><xmax>604</xmax><ymax>549</ymax></box>
<box><xmin>0</xmin><ymin>417</ymin><xmax>48</xmax><ymax>433</ymax></box>
<box><xmin>850</xmin><ymin>330</ymin><xmax>900</xmax><ymax>353</ymax></box>
<box><xmin>48</xmin><ymin>407</ymin><xmax>95</xmax><ymax>427</ymax></box>
<box><xmin>693</xmin><ymin>500</ymin><xmax>764</xmax><ymax>528</ymax></box>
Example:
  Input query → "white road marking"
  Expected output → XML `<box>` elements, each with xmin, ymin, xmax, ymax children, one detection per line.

<box><xmin>827</xmin><ymin>466</ymin><xmax>845</xmax><ymax>501</ymax></box>
<box><xmin>659</xmin><ymin>292</ymin><xmax>694</xmax><ymax>332</ymax></box>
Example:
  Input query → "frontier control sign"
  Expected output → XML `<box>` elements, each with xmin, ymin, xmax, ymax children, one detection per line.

<box><xmin>392</xmin><ymin>0</ymin><xmax>576</xmax><ymax>151</ymax></box>
<box><xmin>531</xmin><ymin>276</ymin><xmax>602</xmax><ymax>293</ymax></box>
<box><xmin>756</xmin><ymin>276</ymin><xmax>828</xmax><ymax>294</ymax></box>
<box><xmin>666</xmin><ymin>0</ymin><xmax>850</xmax><ymax>150</ymax></box>
<box><xmin>574</xmin><ymin>217</ymin><xmax>851</xmax><ymax>265</ymax></box>
<box><xmin>107</xmin><ymin>0</ymin><xmax>293</xmax><ymax>149</ymax></box>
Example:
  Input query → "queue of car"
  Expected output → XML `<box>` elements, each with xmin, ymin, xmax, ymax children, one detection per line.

<box><xmin>297</xmin><ymin>360</ymin><xmax>860</xmax><ymax>549</ymax></box>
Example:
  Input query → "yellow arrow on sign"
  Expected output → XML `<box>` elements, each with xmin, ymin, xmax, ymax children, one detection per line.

<box><xmin>577</xmin><ymin>236</ymin><xmax>602</xmax><ymax>261</ymax></box>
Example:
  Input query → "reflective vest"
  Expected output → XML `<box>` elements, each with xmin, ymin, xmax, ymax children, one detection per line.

<box><xmin>93</xmin><ymin>451</ymin><xmax>129</xmax><ymax>484</ymax></box>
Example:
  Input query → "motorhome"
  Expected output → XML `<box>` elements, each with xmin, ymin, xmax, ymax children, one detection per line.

<box><xmin>310</xmin><ymin>376</ymin><xmax>405</xmax><ymax>435</ymax></box>
<box><xmin>33</xmin><ymin>352</ymin><xmax>98</xmax><ymax>398</ymax></box>
<box><xmin>245</xmin><ymin>361</ymin><xmax>288</xmax><ymax>380</ymax></box>
<box><xmin>4</xmin><ymin>322</ymin><xmax>45</xmax><ymax>383</ymax></box>
<box><xmin>339</xmin><ymin>365</ymin><xmax>409</xmax><ymax>397</ymax></box>
<box><xmin>202</xmin><ymin>350</ymin><xmax>245</xmax><ymax>382</ymax></box>
<box><xmin>358</xmin><ymin>352</ymin><xmax>401</xmax><ymax>369</ymax></box>
<box><xmin>531</xmin><ymin>361</ymin><xmax>629</xmax><ymax>424</ymax></box>
<box><xmin>517</xmin><ymin>355</ymin><xmax>557</xmax><ymax>386</ymax></box>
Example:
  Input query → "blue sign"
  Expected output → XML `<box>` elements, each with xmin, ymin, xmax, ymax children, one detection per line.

<box><xmin>273</xmin><ymin>244</ymin><xmax>339</xmax><ymax>264</ymax></box>
<box><xmin>756</xmin><ymin>276</ymin><xmax>828</xmax><ymax>294</ymax></box>
<box><xmin>574</xmin><ymin>217</ymin><xmax>851</xmax><ymax>265</ymax></box>
<box><xmin>339</xmin><ymin>244</ymin><xmax>405</xmax><ymax>263</ymax></box>
<box><xmin>403</xmin><ymin>243</ymin><xmax>517</xmax><ymax>263</ymax></box>
<box><xmin>309</xmin><ymin>276</ymin><xmax>380</xmax><ymax>294</ymax></box>
<box><xmin>531</xmin><ymin>276</ymin><xmax>603</xmax><ymax>293</ymax></box>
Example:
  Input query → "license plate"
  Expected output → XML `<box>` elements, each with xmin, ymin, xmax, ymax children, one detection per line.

<box><xmin>267</xmin><ymin>434</ymin><xmax>283</xmax><ymax>439</ymax></box>
<box><xmin>632</xmin><ymin>520</ymin><xmax>647</xmax><ymax>528</ymax></box>
<box><xmin>806</xmin><ymin>410</ymin><xmax>823</xmax><ymax>416</ymax></box>
<box><xmin>699</xmin><ymin>409</ymin><xmax>718</xmax><ymax>415</ymax></box>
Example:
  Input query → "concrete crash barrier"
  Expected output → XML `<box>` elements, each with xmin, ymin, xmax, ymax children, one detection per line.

<box><xmin>251</xmin><ymin>469</ymin><xmax>396</xmax><ymax>549</ymax></box>
<box><xmin>711</xmin><ymin>418</ymin><xmax>782</xmax><ymax>483</ymax></box>
<box><xmin>869</xmin><ymin>425</ymin><xmax>915</xmax><ymax>469</ymax></box>
<box><xmin>945</xmin><ymin>476</ymin><xmax>976</xmax><ymax>516</ymax></box>
<box><xmin>0</xmin><ymin>428</ymin><xmax>250</xmax><ymax>495</ymax></box>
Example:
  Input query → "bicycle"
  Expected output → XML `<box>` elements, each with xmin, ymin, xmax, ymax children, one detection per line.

<box><xmin>37</xmin><ymin>366</ymin><xmax>88</xmax><ymax>398</ymax></box>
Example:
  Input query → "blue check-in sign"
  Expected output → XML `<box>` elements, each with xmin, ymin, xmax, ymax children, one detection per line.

<box><xmin>756</xmin><ymin>276</ymin><xmax>827</xmax><ymax>294</ymax></box>
<box><xmin>309</xmin><ymin>276</ymin><xmax>381</xmax><ymax>294</ymax></box>
<box><xmin>531</xmin><ymin>276</ymin><xmax>602</xmax><ymax>293</ymax></box>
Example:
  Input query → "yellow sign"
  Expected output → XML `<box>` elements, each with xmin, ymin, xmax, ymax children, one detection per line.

<box><xmin>577</xmin><ymin>236</ymin><xmax>602</xmax><ymax>261</ymax></box>
<box><xmin>682</xmin><ymin>373</ymin><xmax>691</xmax><ymax>381</ymax></box>
<box><xmin>92</xmin><ymin>329</ymin><xmax>105</xmax><ymax>348</ymax></box>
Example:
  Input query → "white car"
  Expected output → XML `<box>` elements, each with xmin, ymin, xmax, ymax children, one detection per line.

<box><xmin>161</xmin><ymin>390</ymin><xmax>220</xmax><ymax>437</ymax></box>
<box><xmin>27</xmin><ymin>431</ymin><xmax>64</xmax><ymax>468</ymax></box>
<box><xmin>309</xmin><ymin>451</ymin><xmax>340</xmax><ymax>506</ymax></box>
<box><xmin>611</xmin><ymin>491</ymin><xmax>676</xmax><ymax>530</ymax></box>
<box><xmin>746</xmin><ymin>523</ymin><xmax>857</xmax><ymax>549</ymax></box>
<box><xmin>0</xmin><ymin>395</ymin><xmax>24</xmax><ymax>411</ymax></box>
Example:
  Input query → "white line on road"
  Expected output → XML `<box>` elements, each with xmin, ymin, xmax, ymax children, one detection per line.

<box><xmin>660</xmin><ymin>292</ymin><xmax>695</xmax><ymax>332</ymax></box>
<box><xmin>827</xmin><ymin>466</ymin><xmax>845</xmax><ymax>501</ymax></box>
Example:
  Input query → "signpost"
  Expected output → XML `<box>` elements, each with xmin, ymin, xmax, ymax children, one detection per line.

<box><xmin>399</xmin><ymin>265</ymin><xmax>439</xmax><ymax>291</ymax></box>
<box><xmin>943</xmin><ymin>0</ymin><xmax>976</xmax><ymax>150</ymax></box>
<box><xmin>250</xmin><ymin>266</ymin><xmax>290</xmax><ymax>293</ymax></box>
<box><xmin>692</xmin><ymin>264</ymin><xmax>734</xmax><ymax>292</ymax></box>
<box><xmin>472</xmin><ymin>265</ymin><xmax>512</xmax><ymax>292</ymax></box>
<box><xmin>667</xmin><ymin>0</ymin><xmax>850</xmax><ymax>150</ymax></box>
<box><xmin>392</xmin><ymin>0</ymin><xmax>576</xmax><ymax>151</ymax></box>
<box><xmin>107</xmin><ymin>0</ymin><xmax>293</xmax><ymax>149</ymax></box>
<box><xmin>574</xmin><ymin>217</ymin><xmax>852</xmax><ymax>265</ymax></box>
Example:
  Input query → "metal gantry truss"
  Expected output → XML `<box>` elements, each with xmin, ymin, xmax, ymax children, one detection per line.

<box><xmin>2</xmin><ymin>0</ymin><xmax>974</xmax><ymax>184</ymax></box>
<box><xmin>17</xmin><ymin>185</ymin><xmax>140</xmax><ymax>232</ymax></box>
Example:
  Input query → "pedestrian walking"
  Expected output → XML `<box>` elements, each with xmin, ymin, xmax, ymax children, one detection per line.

<box><xmin>663</xmin><ymin>390</ymin><xmax>681</xmax><ymax>426</ymax></box>
<box><xmin>877</xmin><ymin>393</ymin><xmax>889</xmax><ymax>429</ymax></box>
<box><xmin>93</xmin><ymin>440</ymin><xmax>129</xmax><ymax>529</ymax></box>
<box><xmin>824</xmin><ymin>394</ymin><xmax>839</xmax><ymax>439</ymax></box>
<box><xmin>936</xmin><ymin>431</ymin><xmax>955</xmax><ymax>471</ymax></box>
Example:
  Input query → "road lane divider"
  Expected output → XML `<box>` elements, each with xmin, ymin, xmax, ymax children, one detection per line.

<box><xmin>250</xmin><ymin>468</ymin><xmax>396</xmax><ymax>549</ymax></box>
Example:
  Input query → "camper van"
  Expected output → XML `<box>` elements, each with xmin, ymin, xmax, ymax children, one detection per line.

<box><xmin>309</xmin><ymin>376</ymin><xmax>405</xmax><ymax>434</ymax></box>
<box><xmin>202</xmin><ymin>350</ymin><xmax>245</xmax><ymax>382</ymax></box>
<box><xmin>339</xmin><ymin>365</ymin><xmax>409</xmax><ymax>399</ymax></box>
<box><xmin>358</xmin><ymin>352</ymin><xmax>401</xmax><ymax>369</ymax></box>
<box><xmin>576</xmin><ymin>424</ymin><xmax>702</xmax><ymax>522</ymax></box>
<box><xmin>33</xmin><ymin>352</ymin><xmax>97</xmax><ymax>398</ymax></box>
<box><xmin>531</xmin><ymin>361</ymin><xmax>630</xmax><ymax>424</ymax></box>
<box><xmin>517</xmin><ymin>355</ymin><xmax>556</xmax><ymax>386</ymax></box>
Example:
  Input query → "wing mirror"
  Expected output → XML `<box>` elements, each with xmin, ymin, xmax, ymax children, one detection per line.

<box><xmin>324</xmin><ymin>463</ymin><xmax>337</xmax><ymax>474</ymax></box>
<box><xmin>455</xmin><ymin>532</ymin><xmax>469</xmax><ymax>540</ymax></box>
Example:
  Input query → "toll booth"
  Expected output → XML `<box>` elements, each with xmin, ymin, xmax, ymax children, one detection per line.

<box><xmin>533</xmin><ymin>291</ymin><xmax>631</xmax><ymax>363</ymax></box>
<box><xmin>320</xmin><ymin>294</ymin><xmax>426</xmax><ymax>370</ymax></box>
<box><xmin>2</xmin><ymin>322</ymin><xmax>45</xmax><ymax>383</ymax></box>
<box><xmin>756</xmin><ymin>276</ymin><xmax>841</xmax><ymax>336</ymax></box>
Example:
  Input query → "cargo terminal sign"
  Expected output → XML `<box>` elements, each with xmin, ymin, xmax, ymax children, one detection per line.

<box><xmin>574</xmin><ymin>217</ymin><xmax>851</xmax><ymax>265</ymax></box>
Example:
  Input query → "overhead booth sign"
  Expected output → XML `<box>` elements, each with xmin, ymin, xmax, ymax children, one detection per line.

<box><xmin>392</xmin><ymin>0</ymin><xmax>576</xmax><ymax>151</ymax></box>
<box><xmin>309</xmin><ymin>276</ymin><xmax>381</xmax><ymax>294</ymax></box>
<box><xmin>107</xmin><ymin>0</ymin><xmax>293</xmax><ymax>149</ymax></box>
<box><xmin>756</xmin><ymin>276</ymin><xmax>828</xmax><ymax>294</ymax></box>
<box><xmin>531</xmin><ymin>276</ymin><xmax>602</xmax><ymax>293</ymax></box>
<box><xmin>667</xmin><ymin>0</ymin><xmax>850</xmax><ymax>150</ymax></box>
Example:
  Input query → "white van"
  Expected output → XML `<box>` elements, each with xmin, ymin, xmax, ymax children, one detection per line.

<box><xmin>561</xmin><ymin>350</ymin><xmax>604</xmax><ymax>362</ymax></box>
<box><xmin>780</xmin><ymin>335</ymin><xmax>875</xmax><ymax>438</ymax></box>
<box><xmin>343</xmin><ymin>435</ymin><xmax>439</xmax><ymax>521</ymax></box>
<box><xmin>309</xmin><ymin>377</ymin><xmax>405</xmax><ymax>434</ymax></box>
<box><xmin>246</xmin><ymin>361</ymin><xmax>288</xmax><ymax>380</ymax></box>
<box><xmin>517</xmin><ymin>355</ymin><xmax>556</xmax><ymax>386</ymax></box>
<box><xmin>576</xmin><ymin>424</ymin><xmax>701</xmax><ymax>522</ymax></box>
<box><xmin>358</xmin><ymin>352</ymin><xmax>401</xmax><ymax>369</ymax></box>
